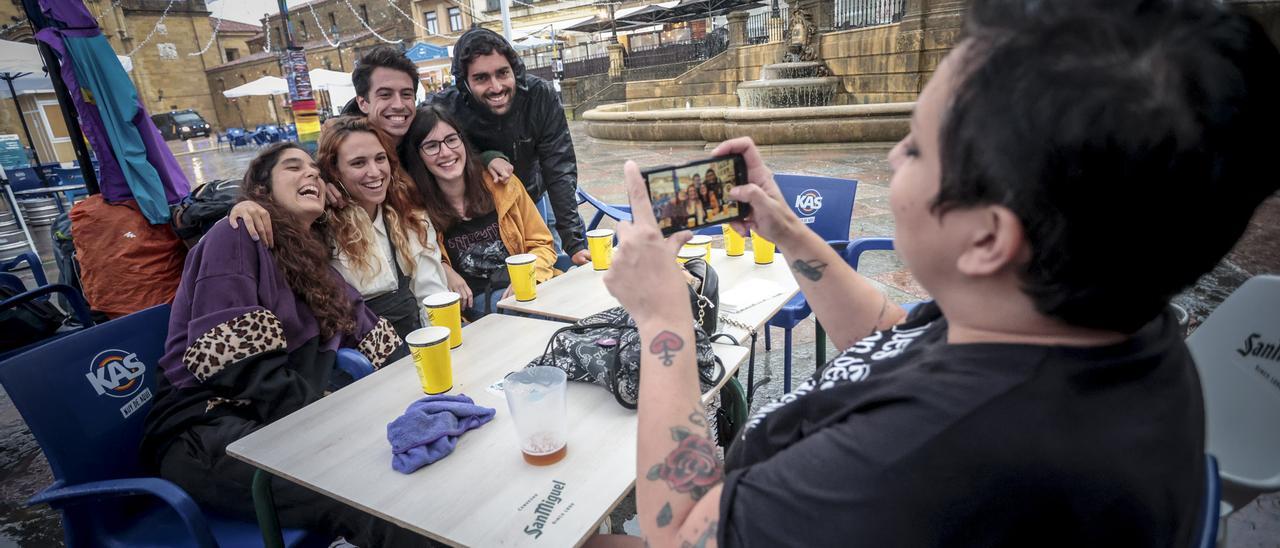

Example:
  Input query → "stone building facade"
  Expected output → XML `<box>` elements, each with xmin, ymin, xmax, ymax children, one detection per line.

<box><xmin>90</xmin><ymin>0</ymin><xmax>226</xmax><ymax>126</ymax></box>
<box><xmin>210</xmin><ymin>17</ymin><xmax>260</xmax><ymax>65</ymax></box>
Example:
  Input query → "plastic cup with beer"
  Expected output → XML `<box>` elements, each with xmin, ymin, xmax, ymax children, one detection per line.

<box><xmin>422</xmin><ymin>292</ymin><xmax>462</xmax><ymax>349</ymax></box>
<box><xmin>722</xmin><ymin>224</ymin><xmax>746</xmax><ymax>256</ymax></box>
<box><xmin>677</xmin><ymin>247</ymin><xmax>704</xmax><ymax>264</ymax></box>
<box><xmin>751</xmin><ymin>230</ymin><xmax>776</xmax><ymax>265</ymax></box>
<box><xmin>586</xmin><ymin>228</ymin><xmax>615</xmax><ymax>271</ymax></box>
<box><xmin>504</xmin><ymin>366</ymin><xmax>569</xmax><ymax>466</ymax></box>
<box><xmin>684</xmin><ymin>234</ymin><xmax>712</xmax><ymax>263</ymax></box>
<box><xmin>406</xmin><ymin>326</ymin><xmax>453</xmax><ymax>395</ymax></box>
<box><xmin>505</xmin><ymin>254</ymin><xmax>538</xmax><ymax>302</ymax></box>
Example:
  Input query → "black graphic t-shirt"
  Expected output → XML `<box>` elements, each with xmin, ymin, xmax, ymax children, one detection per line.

<box><xmin>719</xmin><ymin>302</ymin><xmax>1204</xmax><ymax>547</ymax></box>
<box><xmin>443</xmin><ymin>210</ymin><xmax>508</xmax><ymax>296</ymax></box>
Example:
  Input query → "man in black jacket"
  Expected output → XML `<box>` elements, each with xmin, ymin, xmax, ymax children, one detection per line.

<box><xmin>429</xmin><ymin>28</ymin><xmax>590</xmax><ymax>265</ymax></box>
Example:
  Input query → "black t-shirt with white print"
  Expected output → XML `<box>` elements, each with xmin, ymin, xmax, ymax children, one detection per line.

<box><xmin>720</xmin><ymin>302</ymin><xmax>1204</xmax><ymax>547</ymax></box>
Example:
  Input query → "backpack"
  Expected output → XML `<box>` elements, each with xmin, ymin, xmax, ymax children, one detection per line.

<box><xmin>175</xmin><ymin>179</ymin><xmax>242</xmax><ymax>244</ymax></box>
<box><xmin>0</xmin><ymin>285</ymin><xmax>68</xmax><ymax>352</ymax></box>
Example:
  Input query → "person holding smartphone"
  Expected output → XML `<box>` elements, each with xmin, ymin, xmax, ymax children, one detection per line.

<box><xmin>587</xmin><ymin>0</ymin><xmax>1280</xmax><ymax>546</ymax></box>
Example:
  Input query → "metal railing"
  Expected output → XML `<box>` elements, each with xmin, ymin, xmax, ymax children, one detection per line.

<box><xmin>833</xmin><ymin>0</ymin><xmax>905</xmax><ymax>30</ymax></box>
<box><xmin>747</xmin><ymin>6</ymin><xmax>790</xmax><ymax>45</ymax></box>
<box><xmin>564</xmin><ymin>55</ymin><xmax>609</xmax><ymax>79</ymax></box>
<box><xmin>519</xmin><ymin>39</ymin><xmax>613</xmax><ymax>81</ymax></box>
<box><xmin>526</xmin><ymin>64</ymin><xmax>555</xmax><ymax>81</ymax></box>
<box><xmin>624</xmin><ymin>33</ymin><xmax>728</xmax><ymax>70</ymax></box>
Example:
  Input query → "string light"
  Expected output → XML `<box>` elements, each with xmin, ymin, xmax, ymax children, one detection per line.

<box><xmin>94</xmin><ymin>0</ymin><xmax>124</xmax><ymax>23</ymax></box>
<box><xmin>264</xmin><ymin>17</ymin><xmax>273</xmax><ymax>53</ymax></box>
<box><xmin>344</xmin><ymin>0</ymin><xmax>403</xmax><ymax>44</ymax></box>
<box><xmin>125</xmin><ymin>0</ymin><xmax>178</xmax><ymax>57</ymax></box>
<box><xmin>308</xmin><ymin>1</ymin><xmax>342</xmax><ymax>47</ymax></box>
<box><xmin>189</xmin><ymin>11</ymin><xmax>223</xmax><ymax>56</ymax></box>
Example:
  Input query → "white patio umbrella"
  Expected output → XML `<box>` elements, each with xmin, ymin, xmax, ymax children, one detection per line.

<box><xmin>308</xmin><ymin>68</ymin><xmax>352</xmax><ymax>91</ymax></box>
<box><xmin>222</xmin><ymin>75</ymin><xmax>288</xmax><ymax>98</ymax></box>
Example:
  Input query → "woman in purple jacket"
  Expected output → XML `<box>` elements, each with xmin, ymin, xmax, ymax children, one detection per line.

<box><xmin>141</xmin><ymin>143</ymin><xmax>426</xmax><ymax>546</ymax></box>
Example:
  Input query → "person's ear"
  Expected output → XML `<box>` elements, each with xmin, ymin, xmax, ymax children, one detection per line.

<box><xmin>955</xmin><ymin>205</ymin><xmax>1026</xmax><ymax>277</ymax></box>
<box><xmin>356</xmin><ymin>95</ymin><xmax>371</xmax><ymax>115</ymax></box>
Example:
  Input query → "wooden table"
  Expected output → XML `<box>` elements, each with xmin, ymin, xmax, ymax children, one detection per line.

<box><xmin>497</xmin><ymin>248</ymin><xmax>799</xmax><ymax>342</ymax></box>
<box><xmin>227</xmin><ymin>315</ymin><xmax>747</xmax><ymax>547</ymax></box>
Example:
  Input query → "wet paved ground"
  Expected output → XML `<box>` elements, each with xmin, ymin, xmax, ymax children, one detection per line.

<box><xmin>1</xmin><ymin>123</ymin><xmax>1276</xmax><ymax>545</ymax></box>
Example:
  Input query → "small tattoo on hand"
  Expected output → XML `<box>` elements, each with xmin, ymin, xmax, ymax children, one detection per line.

<box><xmin>649</xmin><ymin>331</ymin><xmax>685</xmax><ymax>366</ymax></box>
<box><xmin>791</xmin><ymin>259</ymin><xmax>828</xmax><ymax>281</ymax></box>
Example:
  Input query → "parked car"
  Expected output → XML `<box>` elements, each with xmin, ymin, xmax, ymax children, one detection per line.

<box><xmin>151</xmin><ymin>109</ymin><xmax>212</xmax><ymax>141</ymax></box>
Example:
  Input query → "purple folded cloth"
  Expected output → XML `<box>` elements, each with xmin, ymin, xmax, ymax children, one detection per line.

<box><xmin>387</xmin><ymin>394</ymin><xmax>496</xmax><ymax>474</ymax></box>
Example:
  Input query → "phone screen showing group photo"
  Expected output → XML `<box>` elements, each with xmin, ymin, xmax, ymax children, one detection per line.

<box><xmin>647</xmin><ymin>156</ymin><xmax>747</xmax><ymax>235</ymax></box>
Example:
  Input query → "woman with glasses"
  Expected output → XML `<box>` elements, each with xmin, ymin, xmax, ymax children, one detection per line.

<box><xmin>400</xmin><ymin>103</ymin><xmax>558</xmax><ymax>320</ymax></box>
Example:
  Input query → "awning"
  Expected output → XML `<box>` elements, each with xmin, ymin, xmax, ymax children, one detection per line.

<box><xmin>222</xmin><ymin>76</ymin><xmax>288</xmax><ymax>98</ymax></box>
<box><xmin>510</xmin><ymin>15</ymin><xmax>596</xmax><ymax>39</ymax></box>
<box><xmin>565</xmin><ymin>5</ymin><xmax>658</xmax><ymax>33</ymax></box>
<box><xmin>565</xmin><ymin>0</ymin><xmax>760</xmax><ymax>32</ymax></box>
<box><xmin>406</xmin><ymin>42</ymin><xmax>451</xmax><ymax>63</ymax></box>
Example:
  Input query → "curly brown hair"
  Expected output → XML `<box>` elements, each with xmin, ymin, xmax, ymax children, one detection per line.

<box><xmin>317</xmin><ymin>116</ymin><xmax>435</xmax><ymax>281</ymax></box>
<box><xmin>240</xmin><ymin>142</ymin><xmax>355</xmax><ymax>340</ymax></box>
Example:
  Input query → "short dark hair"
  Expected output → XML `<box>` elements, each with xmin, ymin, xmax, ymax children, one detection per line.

<box><xmin>936</xmin><ymin>0</ymin><xmax>1280</xmax><ymax>332</ymax></box>
<box><xmin>352</xmin><ymin>46</ymin><xmax>418</xmax><ymax>98</ymax></box>
<box><xmin>457</xmin><ymin>30</ymin><xmax>520</xmax><ymax>81</ymax></box>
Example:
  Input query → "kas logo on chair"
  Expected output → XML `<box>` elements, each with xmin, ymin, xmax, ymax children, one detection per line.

<box><xmin>795</xmin><ymin>189</ymin><xmax>824</xmax><ymax>224</ymax></box>
<box><xmin>85</xmin><ymin>349</ymin><xmax>146</xmax><ymax>398</ymax></box>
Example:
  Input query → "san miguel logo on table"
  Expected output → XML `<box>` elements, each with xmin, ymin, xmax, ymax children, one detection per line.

<box><xmin>85</xmin><ymin>349</ymin><xmax>153</xmax><ymax>418</ymax></box>
<box><xmin>523</xmin><ymin>480</ymin><xmax>568</xmax><ymax>539</ymax></box>
<box><xmin>1238</xmin><ymin>333</ymin><xmax>1280</xmax><ymax>394</ymax></box>
<box><xmin>795</xmin><ymin>189</ymin><xmax>823</xmax><ymax>224</ymax></box>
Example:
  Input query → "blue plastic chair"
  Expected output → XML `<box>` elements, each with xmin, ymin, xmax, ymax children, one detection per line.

<box><xmin>0</xmin><ymin>283</ymin><xmax>95</xmax><ymax>363</ymax></box>
<box><xmin>5</xmin><ymin>166</ymin><xmax>45</xmax><ymax>191</ymax></box>
<box><xmin>226</xmin><ymin>128</ymin><xmax>251</xmax><ymax>150</ymax></box>
<box><xmin>336</xmin><ymin>348</ymin><xmax>375</xmax><ymax>380</ymax></box>
<box><xmin>53</xmin><ymin>167</ymin><xmax>85</xmax><ymax>186</ymax></box>
<box><xmin>1195</xmin><ymin>454</ymin><xmax>1221</xmax><ymax>548</ymax></box>
<box><xmin>762</xmin><ymin>174</ymin><xmax>858</xmax><ymax>392</ymax></box>
<box><xmin>0</xmin><ymin>304</ymin><xmax>321</xmax><ymax>547</ymax></box>
<box><xmin>2</xmin><ymin>251</ymin><xmax>49</xmax><ymax>288</ymax></box>
<box><xmin>576</xmin><ymin>188</ymin><xmax>632</xmax><ymax>230</ymax></box>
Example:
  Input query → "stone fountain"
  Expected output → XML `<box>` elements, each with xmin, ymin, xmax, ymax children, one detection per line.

<box><xmin>582</xmin><ymin>3</ymin><xmax>915</xmax><ymax>146</ymax></box>
<box><xmin>736</xmin><ymin>8</ymin><xmax>841</xmax><ymax>108</ymax></box>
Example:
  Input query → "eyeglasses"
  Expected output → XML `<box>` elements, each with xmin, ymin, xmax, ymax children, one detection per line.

<box><xmin>420</xmin><ymin>133</ymin><xmax>463</xmax><ymax>156</ymax></box>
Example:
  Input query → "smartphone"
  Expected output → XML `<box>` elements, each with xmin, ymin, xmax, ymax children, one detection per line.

<box><xmin>642</xmin><ymin>154</ymin><xmax>750</xmax><ymax>236</ymax></box>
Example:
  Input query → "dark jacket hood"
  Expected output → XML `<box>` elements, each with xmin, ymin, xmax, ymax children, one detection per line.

<box><xmin>450</xmin><ymin>27</ymin><xmax>528</xmax><ymax>103</ymax></box>
<box><xmin>340</xmin><ymin>97</ymin><xmax>362</xmax><ymax>117</ymax></box>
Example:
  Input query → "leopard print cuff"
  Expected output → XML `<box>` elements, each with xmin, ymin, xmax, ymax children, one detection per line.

<box><xmin>183</xmin><ymin>309</ymin><xmax>286</xmax><ymax>383</ymax></box>
<box><xmin>358</xmin><ymin>317</ymin><xmax>401</xmax><ymax>370</ymax></box>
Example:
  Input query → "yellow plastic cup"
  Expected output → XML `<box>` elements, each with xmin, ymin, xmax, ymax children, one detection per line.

<box><xmin>423</xmin><ymin>292</ymin><xmax>462</xmax><ymax>349</ymax></box>
<box><xmin>406</xmin><ymin>326</ymin><xmax>452</xmax><ymax>395</ymax></box>
<box><xmin>722</xmin><ymin>224</ymin><xmax>745</xmax><ymax>256</ymax></box>
<box><xmin>751</xmin><ymin>230</ymin><xmax>776</xmax><ymax>265</ymax></box>
<box><xmin>587</xmin><ymin>229</ymin><xmax>614</xmax><ymax>271</ymax></box>
<box><xmin>506</xmin><ymin>254</ymin><xmax>538</xmax><ymax>302</ymax></box>
<box><xmin>677</xmin><ymin>247</ymin><xmax>704</xmax><ymax>264</ymax></box>
<box><xmin>684</xmin><ymin>234</ymin><xmax>712</xmax><ymax>263</ymax></box>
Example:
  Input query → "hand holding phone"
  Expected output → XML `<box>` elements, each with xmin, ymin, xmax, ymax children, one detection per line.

<box><xmin>641</xmin><ymin>154</ymin><xmax>751</xmax><ymax>236</ymax></box>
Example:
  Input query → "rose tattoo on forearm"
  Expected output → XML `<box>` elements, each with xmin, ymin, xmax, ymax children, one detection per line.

<box><xmin>646</xmin><ymin>426</ymin><xmax>724</xmax><ymax>501</ymax></box>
